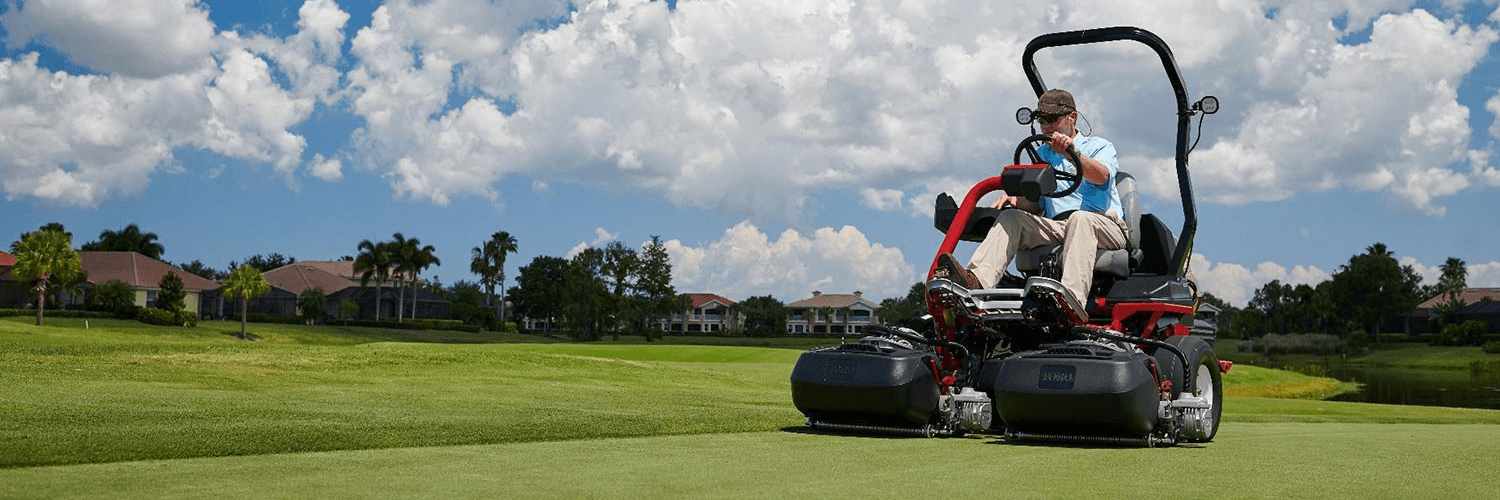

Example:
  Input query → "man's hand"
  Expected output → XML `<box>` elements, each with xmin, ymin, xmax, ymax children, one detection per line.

<box><xmin>1049</xmin><ymin>131</ymin><xmax>1075</xmax><ymax>156</ymax></box>
<box><xmin>1050</xmin><ymin>131</ymin><xmax>1110</xmax><ymax>185</ymax></box>
<box><xmin>991</xmin><ymin>193</ymin><xmax>1039</xmax><ymax>214</ymax></box>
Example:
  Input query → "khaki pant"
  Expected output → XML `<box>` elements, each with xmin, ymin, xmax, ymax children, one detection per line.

<box><xmin>967</xmin><ymin>210</ymin><xmax>1128</xmax><ymax>302</ymax></box>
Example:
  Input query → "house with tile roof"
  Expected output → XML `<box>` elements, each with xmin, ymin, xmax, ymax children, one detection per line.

<box><xmin>209</xmin><ymin>261</ymin><xmax>449</xmax><ymax>321</ymax></box>
<box><xmin>786</xmin><ymin>291</ymin><xmax>880</xmax><ymax>335</ymax></box>
<box><xmin>74</xmin><ymin>252</ymin><xmax>221</xmax><ymax>315</ymax></box>
<box><xmin>1415</xmin><ymin>288</ymin><xmax>1500</xmax><ymax>310</ymax></box>
<box><xmin>0</xmin><ymin>250</ymin><xmax>23</xmax><ymax>308</ymax></box>
<box><xmin>659</xmin><ymin>293</ymin><xmax>740</xmax><ymax>334</ymax></box>
<box><xmin>1409</xmin><ymin>288</ymin><xmax>1500</xmax><ymax>334</ymax></box>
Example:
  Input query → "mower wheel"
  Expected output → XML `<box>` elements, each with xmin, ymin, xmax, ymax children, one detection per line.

<box><xmin>1172</xmin><ymin>335</ymin><xmax>1222</xmax><ymax>442</ymax></box>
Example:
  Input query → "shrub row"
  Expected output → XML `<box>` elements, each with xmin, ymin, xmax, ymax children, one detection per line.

<box><xmin>0</xmin><ymin>309</ymin><xmax>113</xmax><ymax>319</ymax></box>
<box><xmin>136</xmin><ymin>308</ymin><xmax>197</xmax><ymax>327</ymax></box>
<box><xmin>1431</xmin><ymin>320</ymin><xmax>1493</xmax><ymax>346</ymax></box>
<box><xmin>1238</xmin><ymin>333</ymin><xmax>1344</xmax><ymax>356</ymax></box>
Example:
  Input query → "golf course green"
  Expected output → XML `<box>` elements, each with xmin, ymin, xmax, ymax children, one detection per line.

<box><xmin>3</xmin><ymin>317</ymin><xmax>1498</xmax><ymax>499</ymax></box>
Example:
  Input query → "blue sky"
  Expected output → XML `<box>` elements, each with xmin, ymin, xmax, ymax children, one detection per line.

<box><xmin>3</xmin><ymin>0</ymin><xmax>1500</xmax><ymax>306</ymax></box>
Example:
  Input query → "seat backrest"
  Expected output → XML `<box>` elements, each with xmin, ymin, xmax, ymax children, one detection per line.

<box><xmin>1116</xmin><ymin>171</ymin><xmax>1140</xmax><ymax>252</ymax></box>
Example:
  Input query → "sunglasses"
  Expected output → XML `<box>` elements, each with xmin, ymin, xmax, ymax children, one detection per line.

<box><xmin>1034</xmin><ymin>112</ymin><xmax>1070</xmax><ymax>124</ymax></box>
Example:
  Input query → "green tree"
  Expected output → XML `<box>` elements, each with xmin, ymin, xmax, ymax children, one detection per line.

<box><xmin>738</xmin><ymin>295</ymin><xmax>787</xmax><ymax>337</ymax></box>
<box><xmin>1248</xmin><ymin>280</ymin><xmax>1290</xmax><ymax>335</ymax></box>
<box><xmin>565</xmin><ymin>248</ymin><xmax>610</xmax><ymax>340</ymax></box>
<box><xmin>81</xmin><ymin>223</ymin><xmax>165</xmax><ymax>259</ymax></box>
<box><xmin>1431</xmin><ymin>257</ymin><xmax>1469</xmax><ymax>327</ymax></box>
<box><xmin>509</xmin><ymin>255</ymin><xmax>573</xmax><ymax>336</ymax></box>
<box><xmin>337</xmin><ymin>299</ymin><xmax>360</xmax><ymax>325</ymax></box>
<box><xmin>10</xmin><ymin>229</ymin><xmax>84</xmax><ymax>325</ymax></box>
<box><xmin>175</xmin><ymin>260</ymin><xmax>223</xmax><ymax>281</ymax></box>
<box><xmin>19</xmin><ymin>222</ymin><xmax>72</xmax><ymax>242</ymax></box>
<box><xmin>155</xmin><ymin>272</ymin><xmax>186</xmax><ymax>314</ymax></box>
<box><xmin>297</xmin><ymin>288</ymin><xmax>328</xmax><ymax>324</ymax></box>
<box><xmin>354</xmin><ymin>238</ymin><xmax>394</xmax><ymax>320</ymax></box>
<box><xmin>471</xmin><ymin>231</ymin><xmax>518</xmax><ymax>321</ymax></box>
<box><xmin>1436</xmin><ymin>257</ymin><xmax>1468</xmax><ymax>299</ymax></box>
<box><xmin>634</xmin><ymin>236</ymin><xmax>680</xmax><ymax>341</ymax></box>
<box><xmin>88</xmin><ymin>280</ymin><xmax>137</xmax><ymax>316</ymax></box>
<box><xmin>222</xmin><ymin>266</ymin><xmax>270</xmax><ymax>339</ymax></box>
<box><xmin>1327</xmin><ymin>243</ymin><xmax>1424</xmax><ymax>343</ymax></box>
<box><xmin>601</xmin><ymin>241</ymin><xmax>640</xmax><ymax>340</ymax></box>
<box><xmin>879</xmin><ymin>283</ymin><xmax>929</xmax><ymax>330</ymax></box>
<box><xmin>445</xmin><ymin>279</ymin><xmax>495</xmax><ymax>328</ymax></box>
<box><xmin>815</xmin><ymin>306</ymin><xmax>836</xmax><ymax>334</ymax></box>
<box><xmin>392</xmin><ymin>233</ymin><xmax>439</xmax><ymax>322</ymax></box>
<box><xmin>230</xmin><ymin>253</ymin><xmax>296</xmax><ymax>273</ymax></box>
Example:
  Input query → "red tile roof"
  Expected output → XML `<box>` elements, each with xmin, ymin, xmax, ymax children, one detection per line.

<box><xmin>1417</xmin><ymin>288</ymin><xmax>1500</xmax><ymax>309</ymax></box>
<box><xmin>296</xmin><ymin>260</ymin><xmax>358</xmax><ymax>279</ymax></box>
<box><xmin>298</xmin><ymin>260</ymin><xmax>415</xmax><ymax>281</ymax></box>
<box><xmin>263</xmin><ymin>263</ymin><xmax>356</xmax><ymax>295</ymax></box>
<box><xmin>685</xmin><ymin>293</ymin><xmax>735</xmax><ymax>308</ymax></box>
<box><xmin>787</xmin><ymin>291</ymin><xmax>878</xmax><ymax>309</ymax></box>
<box><xmin>0</xmin><ymin>250</ymin><xmax>14</xmax><ymax>267</ymax></box>
<box><xmin>79</xmin><ymin>252</ymin><xmax>220</xmax><ymax>291</ymax></box>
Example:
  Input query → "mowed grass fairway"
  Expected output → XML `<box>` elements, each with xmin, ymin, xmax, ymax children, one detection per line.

<box><xmin>4</xmin><ymin>317</ymin><xmax>1500</xmax><ymax>499</ymax></box>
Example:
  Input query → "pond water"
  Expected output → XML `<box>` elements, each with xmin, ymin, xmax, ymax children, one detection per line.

<box><xmin>1277</xmin><ymin>363</ymin><xmax>1500</xmax><ymax>410</ymax></box>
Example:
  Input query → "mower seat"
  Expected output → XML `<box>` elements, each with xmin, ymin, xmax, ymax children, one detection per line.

<box><xmin>1014</xmin><ymin>172</ymin><xmax>1141</xmax><ymax>278</ymax></box>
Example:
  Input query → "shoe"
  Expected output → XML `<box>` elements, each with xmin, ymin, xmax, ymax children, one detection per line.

<box><xmin>934</xmin><ymin>253</ymin><xmax>983</xmax><ymax>290</ymax></box>
<box><xmin>1025</xmin><ymin>277</ymin><xmax>1088</xmax><ymax>324</ymax></box>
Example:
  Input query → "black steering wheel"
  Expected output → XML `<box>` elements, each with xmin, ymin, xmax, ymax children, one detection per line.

<box><xmin>1012</xmin><ymin>134</ymin><xmax>1084</xmax><ymax>198</ymax></box>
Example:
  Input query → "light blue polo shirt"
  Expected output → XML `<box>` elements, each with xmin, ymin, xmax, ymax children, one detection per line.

<box><xmin>1036</xmin><ymin>134</ymin><xmax>1122</xmax><ymax>219</ymax></box>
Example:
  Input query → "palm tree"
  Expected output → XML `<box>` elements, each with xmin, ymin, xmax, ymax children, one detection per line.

<box><xmin>816</xmin><ymin>306</ymin><xmax>835</xmax><ymax>335</ymax></box>
<box><xmin>390</xmin><ymin>233</ymin><xmax>412</xmax><ymax>322</ymax></box>
<box><xmin>222</xmin><ymin>265</ymin><xmax>270</xmax><ymax>339</ymax></box>
<box><xmin>470</xmin><ymin>244</ymin><xmax>496</xmax><ymax>309</ymax></box>
<box><xmin>10</xmin><ymin>229</ymin><xmax>84</xmax><ymax>326</ymax></box>
<box><xmin>298</xmin><ymin>288</ymin><xmax>328</xmax><ymax>324</ymax></box>
<box><xmin>354</xmin><ymin>238</ymin><xmax>394</xmax><ymax>320</ymax></box>
<box><xmin>393</xmin><ymin>233</ymin><xmax>439</xmax><ymax>321</ymax></box>
<box><xmin>471</xmin><ymin>231</ymin><xmax>518</xmax><ymax>321</ymax></box>
<box><xmin>82</xmin><ymin>223</ymin><xmax>165</xmax><ymax>259</ymax></box>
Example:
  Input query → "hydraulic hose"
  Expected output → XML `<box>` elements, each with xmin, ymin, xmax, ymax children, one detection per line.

<box><xmin>867</xmin><ymin>325</ymin><xmax>971</xmax><ymax>360</ymax></box>
<box><xmin>1073</xmin><ymin>326</ymin><xmax>1190</xmax><ymax>386</ymax></box>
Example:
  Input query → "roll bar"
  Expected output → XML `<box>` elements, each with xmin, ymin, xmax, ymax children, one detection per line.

<box><xmin>1021</xmin><ymin>27</ymin><xmax>1198</xmax><ymax>279</ymax></box>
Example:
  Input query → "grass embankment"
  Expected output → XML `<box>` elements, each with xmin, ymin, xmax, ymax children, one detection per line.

<box><xmin>1215</xmin><ymin>338</ymin><xmax>1498</xmax><ymax>370</ymax></box>
<box><xmin>1222</xmin><ymin>364</ymin><xmax>1360</xmax><ymax>399</ymax></box>
<box><xmin>4</xmin><ymin>317</ymin><xmax>1500</xmax><ymax>499</ymax></box>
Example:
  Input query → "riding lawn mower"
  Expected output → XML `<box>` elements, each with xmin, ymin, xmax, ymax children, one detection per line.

<box><xmin>790</xmin><ymin>27</ymin><xmax>1230</xmax><ymax>447</ymax></box>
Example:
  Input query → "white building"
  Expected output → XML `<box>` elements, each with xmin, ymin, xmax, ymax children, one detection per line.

<box><xmin>786</xmin><ymin>291</ymin><xmax>879</xmax><ymax>335</ymax></box>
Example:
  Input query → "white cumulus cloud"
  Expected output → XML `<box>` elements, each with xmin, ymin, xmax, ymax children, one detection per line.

<box><xmin>4</xmin><ymin>0</ymin><xmax>1500</xmax><ymax>218</ymax></box>
<box><xmin>0</xmin><ymin>0</ymin><xmax>216</xmax><ymax>78</ymax></box>
<box><xmin>309</xmin><ymin>154</ymin><xmax>343</xmax><ymax>181</ymax></box>
<box><xmin>1190</xmin><ymin>253</ymin><xmax>1330</xmax><ymax>307</ymax></box>
<box><xmin>566</xmin><ymin>227</ymin><xmax>620</xmax><ymax>259</ymax></box>
<box><xmin>0</xmin><ymin>0</ymin><xmax>348</xmax><ymax>206</ymax></box>
<box><xmin>664</xmin><ymin>221</ymin><xmax>916</xmax><ymax>302</ymax></box>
